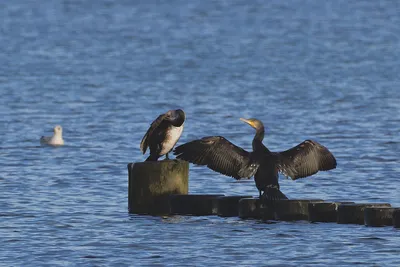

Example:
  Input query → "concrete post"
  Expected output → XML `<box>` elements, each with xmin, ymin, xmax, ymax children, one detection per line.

<box><xmin>364</xmin><ymin>207</ymin><xmax>398</xmax><ymax>227</ymax></box>
<box><xmin>308</xmin><ymin>202</ymin><xmax>354</xmax><ymax>222</ymax></box>
<box><xmin>128</xmin><ymin>160</ymin><xmax>188</xmax><ymax>215</ymax></box>
<box><xmin>337</xmin><ymin>203</ymin><xmax>391</xmax><ymax>225</ymax></box>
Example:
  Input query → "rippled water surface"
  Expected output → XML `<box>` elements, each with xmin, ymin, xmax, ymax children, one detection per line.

<box><xmin>1</xmin><ymin>0</ymin><xmax>400</xmax><ymax>266</ymax></box>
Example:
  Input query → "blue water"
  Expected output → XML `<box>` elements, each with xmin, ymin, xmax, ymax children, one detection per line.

<box><xmin>1</xmin><ymin>0</ymin><xmax>399</xmax><ymax>266</ymax></box>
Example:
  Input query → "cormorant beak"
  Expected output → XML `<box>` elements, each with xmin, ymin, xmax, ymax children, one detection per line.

<box><xmin>240</xmin><ymin>118</ymin><xmax>255</xmax><ymax>129</ymax></box>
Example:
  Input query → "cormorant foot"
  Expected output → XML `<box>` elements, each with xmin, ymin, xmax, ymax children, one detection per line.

<box><xmin>261</xmin><ymin>186</ymin><xmax>288</xmax><ymax>202</ymax></box>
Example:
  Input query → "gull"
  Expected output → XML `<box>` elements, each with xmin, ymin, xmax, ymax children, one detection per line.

<box><xmin>40</xmin><ymin>125</ymin><xmax>64</xmax><ymax>146</ymax></box>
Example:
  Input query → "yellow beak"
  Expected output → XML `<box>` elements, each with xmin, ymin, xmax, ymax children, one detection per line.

<box><xmin>240</xmin><ymin>118</ymin><xmax>254</xmax><ymax>127</ymax></box>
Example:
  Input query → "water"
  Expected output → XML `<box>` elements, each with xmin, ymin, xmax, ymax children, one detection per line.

<box><xmin>1</xmin><ymin>0</ymin><xmax>399</xmax><ymax>266</ymax></box>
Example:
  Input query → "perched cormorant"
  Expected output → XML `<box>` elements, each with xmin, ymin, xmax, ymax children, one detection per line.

<box><xmin>140</xmin><ymin>109</ymin><xmax>185</xmax><ymax>161</ymax></box>
<box><xmin>174</xmin><ymin>118</ymin><xmax>336</xmax><ymax>200</ymax></box>
<box><xmin>40</xmin><ymin>125</ymin><xmax>64</xmax><ymax>146</ymax></box>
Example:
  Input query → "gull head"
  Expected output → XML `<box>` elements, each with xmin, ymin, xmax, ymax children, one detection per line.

<box><xmin>54</xmin><ymin>125</ymin><xmax>63</xmax><ymax>135</ymax></box>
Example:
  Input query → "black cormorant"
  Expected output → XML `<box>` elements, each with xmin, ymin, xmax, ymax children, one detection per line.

<box><xmin>174</xmin><ymin>118</ymin><xmax>336</xmax><ymax>200</ymax></box>
<box><xmin>140</xmin><ymin>109</ymin><xmax>185</xmax><ymax>161</ymax></box>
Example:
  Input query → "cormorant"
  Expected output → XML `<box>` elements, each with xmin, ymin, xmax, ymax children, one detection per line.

<box><xmin>174</xmin><ymin>118</ymin><xmax>336</xmax><ymax>200</ymax></box>
<box><xmin>40</xmin><ymin>125</ymin><xmax>64</xmax><ymax>146</ymax></box>
<box><xmin>140</xmin><ymin>109</ymin><xmax>185</xmax><ymax>161</ymax></box>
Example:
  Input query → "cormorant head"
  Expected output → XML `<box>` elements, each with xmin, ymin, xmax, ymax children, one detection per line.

<box><xmin>166</xmin><ymin>109</ymin><xmax>185</xmax><ymax>127</ymax></box>
<box><xmin>239</xmin><ymin>118</ymin><xmax>264</xmax><ymax>130</ymax></box>
<box><xmin>53</xmin><ymin>125</ymin><xmax>63</xmax><ymax>135</ymax></box>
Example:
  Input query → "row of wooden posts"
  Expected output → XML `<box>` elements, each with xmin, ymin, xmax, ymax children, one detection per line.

<box><xmin>128</xmin><ymin>160</ymin><xmax>400</xmax><ymax>228</ymax></box>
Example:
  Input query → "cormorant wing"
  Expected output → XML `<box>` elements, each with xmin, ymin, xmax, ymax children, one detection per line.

<box><xmin>174</xmin><ymin>136</ymin><xmax>259</xmax><ymax>180</ymax></box>
<box><xmin>140</xmin><ymin>113</ymin><xmax>168</xmax><ymax>154</ymax></box>
<box><xmin>276</xmin><ymin>140</ymin><xmax>337</xmax><ymax>180</ymax></box>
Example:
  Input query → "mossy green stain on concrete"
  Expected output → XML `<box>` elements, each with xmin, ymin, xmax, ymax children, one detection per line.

<box><xmin>128</xmin><ymin>160</ymin><xmax>189</xmax><ymax>215</ymax></box>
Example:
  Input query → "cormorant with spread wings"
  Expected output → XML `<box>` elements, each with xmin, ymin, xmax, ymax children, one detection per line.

<box><xmin>174</xmin><ymin>118</ymin><xmax>336</xmax><ymax>200</ymax></box>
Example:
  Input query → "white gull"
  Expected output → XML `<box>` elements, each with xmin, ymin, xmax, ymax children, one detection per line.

<box><xmin>40</xmin><ymin>125</ymin><xmax>64</xmax><ymax>146</ymax></box>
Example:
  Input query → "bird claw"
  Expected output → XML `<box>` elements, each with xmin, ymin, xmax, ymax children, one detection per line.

<box><xmin>261</xmin><ymin>187</ymin><xmax>288</xmax><ymax>203</ymax></box>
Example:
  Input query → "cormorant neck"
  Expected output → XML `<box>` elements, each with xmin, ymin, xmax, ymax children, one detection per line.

<box><xmin>252</xmin><ymin>126</ymin><xmax>266</xmax><ymax>151</ymax></box>
<box><xmin>255</xmin><ymin>126</ymin><xmax>264</xmax><ymax>142</ymax></box>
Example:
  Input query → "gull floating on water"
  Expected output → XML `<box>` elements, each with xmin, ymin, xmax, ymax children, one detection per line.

<box><xmin>40</xmin><ymin>125</ymin><xmax>64</xmax><ymax>146</ymax></box>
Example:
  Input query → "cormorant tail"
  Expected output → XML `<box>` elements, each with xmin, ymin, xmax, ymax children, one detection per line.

<box><xmin>262</xmin><ymin>187</ymin><xmax>288</xmax><ymax>201</ymax></box>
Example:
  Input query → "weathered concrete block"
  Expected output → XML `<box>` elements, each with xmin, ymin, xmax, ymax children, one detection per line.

<box><xmin>238</xmin><ymin>198</ymin><xmax>260</xmax><ymax>219</ymax></box>
<box><xmin>262</xmin><ymin>199</ymin><xmax>325</xmax><ymax>221</ymax></box>
<box><xmin>393</xmin><ymin>209</ymin><xmax>400</xmax><ymax>228</ymax></box>
<box><xmin>337</xmin><ymin>203</ymin><xmax>391</xmax><ymax>225</ymax></box>
<box><xmin>128</xmin><ymin>160</ymin><xmax>189</xmax><ymax>215</ymax></box>
<box><xmin>169</xmin><ymin>194</ymin><xmax>224</xmax><ymax>216</ymax></box>
<box><xmin>216</xmin><ymin>196</ymin><xmax>253</xmax><ymax>217</ymax></box>
<box><xmin>308</xmin><ymin>202</ymin><xmax>354</xmax><ymax>223</ymax></box>
<box><xmin>364</xmin><ymin>207</ymin><xmax>397</xmax><ymax>227</ymax></box>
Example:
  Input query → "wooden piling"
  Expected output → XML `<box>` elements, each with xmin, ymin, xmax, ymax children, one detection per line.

<box><xmin>127</xmin><ymin>160</ymin><xmax>399</xmax><ymax>226</ymax></box>
<box><xmin>238</xmin><ymin>198</ymin><xmax>260</xmax><ymax>219</ymax></box>
<box><xmin>308</xmin><ymin>202</ymin><xmax>354</xmax><ymax>223</ymax></box>
<box><xmin>169</xmin><ymin>194</ymin><xmax>224</xmax><ymax>216</ymax></box>
<box><xmin>216</xmin><ymin>196</ymin><xmax>253</xmax><ymax>217</ymax></box>
<box><xmin>128</xmin><ymin>160</ymin><xmax>189</xmax><ymax>215</ymax></box>
<box><xmin>364</xmin><ymin>207</ymin><xmax>397</xmax><ymax>227</ymax></box>
<box><xmin>393</xmin><ymin>209</ymin><xmax>400</xmax><ymax>228</ymax></box>
<box><xmin>261</xmin><ymin>199</ymin><xmax>325</xmax><ymax>221</ymax></box>
<box><xmin>337</xmin><ymin>203</ymin><xmax>391</xmax><ymax>225</ymax></box>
